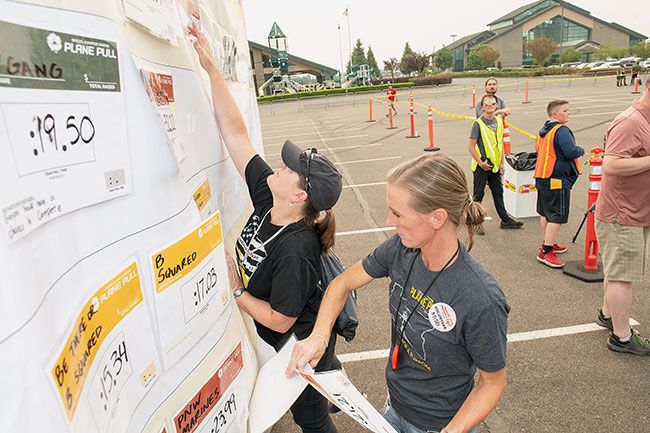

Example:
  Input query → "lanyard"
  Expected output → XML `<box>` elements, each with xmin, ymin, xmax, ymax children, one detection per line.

<box><xmin>238</xmin><ymin>209</ymin><xmax>289</xmax><ymax>286</ymax></box>
<box><xmin>391</xmin><ymin>241</ymin><xmax>460</xmax><ymax>370</ymax></box>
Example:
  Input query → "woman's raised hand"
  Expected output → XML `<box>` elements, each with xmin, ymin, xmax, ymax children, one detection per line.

<box><xmin>187</xmin><ymin>22</ymin><xmax>218</xmax><ymax>75</ymax></box>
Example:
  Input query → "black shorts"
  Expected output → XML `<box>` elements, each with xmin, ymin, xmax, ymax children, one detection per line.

<box><xmin>537</xmin><ymin>188</ymin><xmax>571</xmax><ymax>223</ymax></box>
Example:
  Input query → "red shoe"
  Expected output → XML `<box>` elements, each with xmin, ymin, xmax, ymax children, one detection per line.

<box><xmin>553</xmin><ymin>243</ymin><xmax>567</xmax><ymax>254</ymax></box>
<box><xmin>537</xmin><ymin>248</ymin><xmax>565</xmax><ymax>268</ymax></box>
<box><xmin>539</xmin><ymin>242</ymin><xmax>568</xmax><ymax>254</ymax></box>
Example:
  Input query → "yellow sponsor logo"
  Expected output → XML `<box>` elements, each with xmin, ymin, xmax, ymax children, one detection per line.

<box><xmin>51</xmin><ymin>262</ymin><xmax>143</xmax><ymax>420</ymax></box>
<box><xmin>152</xmin><ymin>212</ymin><xmax>223</xmax><ymax>293</ymax></box>
<box><xmin>192</xmin><ymin>179</ymin><xmax>212</xmax><ymax>213</ymax></box>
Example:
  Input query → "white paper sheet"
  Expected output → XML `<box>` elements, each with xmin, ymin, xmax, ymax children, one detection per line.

<box><xmin>248</xmin><ymin>336</ymin><xmax>310</xmax><ymax>433</ymax></box>
<box><xmin>297</xmin><ymin>370</ymin><xmax>398</xmax><ymax>433</ymax></box>
<box><xmin>149</xmin><ymin>211</ymin><xmax>232</xmax><ymax>368</ymax></box>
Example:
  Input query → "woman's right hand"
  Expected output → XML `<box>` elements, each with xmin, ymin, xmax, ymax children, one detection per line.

<box><xmin>187</xmin><ymin>22</ymin><xmax>219</xmax><ymax>75</ymax></box>
<box><xmin>285</xmin><ymin>334</ymin><xmax>327</xmax><ymax>377</ymax></box>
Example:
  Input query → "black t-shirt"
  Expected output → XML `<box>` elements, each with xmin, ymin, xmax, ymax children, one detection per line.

<box><xmin>234</xmin><ymin>155</ymin><xmax>323</xmax><ymax>350</ymax></box>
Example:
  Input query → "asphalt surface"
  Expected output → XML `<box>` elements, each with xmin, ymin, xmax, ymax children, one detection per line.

<box><xmin>261</xmin><ymin>76</ymin><xmax>650</xmax><ymax>433</ymax></box>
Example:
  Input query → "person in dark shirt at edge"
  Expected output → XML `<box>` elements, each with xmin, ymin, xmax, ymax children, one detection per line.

<box><xmin>189</xmin><ymin>23</ymin><xmax>342</xmax><ymax>433</ymax></box>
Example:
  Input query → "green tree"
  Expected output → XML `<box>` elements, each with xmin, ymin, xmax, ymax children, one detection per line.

<box><xmin>400</xmin><ymin>42</ymin><xmax>414</xmax><ymax>74</ymax></box>
<box><xmin>434</xmin><ymin>47</ymin><xmax>453</xmax><ymax>70</ymax></box>
<box><xmin>401</xmin><ymin>51</ymin><xmax>431</xmax><ymax>75</ymax></box>
<box><xmin>383</xmin><ymin>57</ymin><xmax>400</xmax><ymax>81</ymax></box>
<box><xmin>475</xmin><ymin>44</ymin><xmax>500</xmax><ymax>68</ymax></box>
<box><xmin>630</xmin><ymin>42</ymin><xmax>650</xmax><ymax>59</ymax></box>
<box><xmin>467</xmin><ymin>48</ymin><xmax>482</xmax><ymax>70</ymax></box>
<box><xmin>594</xmin><ymin>44</ymin><xmax>615</xmax><ymax>60</ymax></box>
<box><xmin>347</xmin><ymin>39</ymin><xmax>367</xmax><ymax>73</ymax></box>
<box><xmin>366</xmin><ymin>46</ymin><xmax>381</xmax><ymax>78</ymax></box>
<box><xmin>559</xmin><ymin>48</ymin><xmax>582</xmax><ymax>63</ymax></box>
<box><xmin>526</xmin><ymin>36</ymin><xmax>557</xmax><ymax>66</ymax></box>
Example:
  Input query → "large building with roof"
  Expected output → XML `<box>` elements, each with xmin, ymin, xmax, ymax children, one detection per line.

<box><xmin>443</xmin><ymin>0</ymin><xmax>647</xmax><ymax>70</ymax></box>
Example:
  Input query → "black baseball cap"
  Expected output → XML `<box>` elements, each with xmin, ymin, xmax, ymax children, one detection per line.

<box><xmin>281</xmin><ymin>140</ymin><xmax>343</xmax><ymax>211</ymax></box>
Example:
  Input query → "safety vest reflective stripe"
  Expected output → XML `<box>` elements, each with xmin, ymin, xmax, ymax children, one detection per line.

<box><xmin>534</xmin><ymin>124</ymin><xmax>582</xmax><ymax>178</ymax></box>
<box><xmin>471</xmin><ymin>116</ymin><xmax>504</xmax><ymax>173</ymax></box>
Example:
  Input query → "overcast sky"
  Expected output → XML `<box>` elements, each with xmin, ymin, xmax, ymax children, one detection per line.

<box><xmin>242</xmin><ymin>0</ymin><xmax>648</xmax><ymax>71</ymax></box>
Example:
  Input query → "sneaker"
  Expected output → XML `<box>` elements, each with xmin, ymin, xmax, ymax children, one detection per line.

<box><xmin>500</xmin><ymin>218</ymin><xmax>524</xmax><ymax>229</ymax></box>
<box><xmin>607</xmin><ymin>329</ymin><xmax>650</xmax><ymax>355</ymax></box>
<box><xmin>539</xmin><ymin>242</ymin><xmax>568</xmax><ymax>254</ymax></box>
<box><xmin>476</xmin><ymin>224</ymin><xmax>485</xmax><ymax>235</ymax></box>
<box><xmin>536</xmin><ymin>248</ymin><xmax>564</xmax><ymax>268</ymax></box>
<box><xmin>552</xmin><ymin>243</ymin><xmax>567</xmax><ymax>254</ymax></box>
<box><xmin>596</xmin><ymin>308</ymin><xmax>613</xmax><ymax>331</ymax></box>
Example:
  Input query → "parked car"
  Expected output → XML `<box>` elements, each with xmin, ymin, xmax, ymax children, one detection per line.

<box><xmin>575</xmin><ymin>62</ymin><xmax>590</xmax><ymax>69</ymax></box>
<box><xmin>620</xmin><ymin>57</ymin><xmax>641</xmax><ymax>67</ymax></box>
<box><xmin>592</xmin><ymin>61</ymin><xmax>621</xmax><ymax>70</ymax></box>
<box><xmin>561</xmin><ymin>62</ymin><xmax>582</xmax><ymax>68</ymax></box>
<box><xmin>583</xmin><ymin>61</ymin><xmax>605</xmax><ymax>69</ymax></box>
<box><xmin>639</xmin><ymin>60</ymin><xmax>650</xmax><ymax>69</ymax></box>
<box><xmin>486</xmin><ymin>67</ymin><xmax>498</xmax><ymax>71</ymax></box>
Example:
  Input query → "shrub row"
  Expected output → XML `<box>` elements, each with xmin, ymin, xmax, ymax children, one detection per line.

<box><xmin>257</xmin><ymin>82</ymin><xmax>414</xmax><ymax>102</ymax></box>
<box><xmin>369</xmin><ymin>74</ymin><xmax>453</xmax><ymax>86</ymax></box>
<box><xmin>451</xmin><ymin>67</ymin><xmax>615</xmax><ymax>78</ymax></box>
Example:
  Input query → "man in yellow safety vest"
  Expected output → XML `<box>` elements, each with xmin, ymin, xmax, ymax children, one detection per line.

<box><xmin>468</xmin><ymin>94</ymin><xmax>524</xmax><ymax>233</ymax></box>
<box><xmin>534</xmin><ymin>99</ymin><xmax>585</xmax><ymax>268</ymax></box>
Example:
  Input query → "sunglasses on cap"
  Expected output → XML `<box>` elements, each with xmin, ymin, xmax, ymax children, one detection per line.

<box><xmin>300</xmin><ymin>147</ymin><xmax>317</xmax><ymax>194</ymax></box>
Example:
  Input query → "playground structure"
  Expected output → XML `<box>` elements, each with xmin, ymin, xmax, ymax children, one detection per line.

<box><xmin>341</xmin><ymin>64</ymin><xmax>373</xmax><ymax>88</ymax></box>
<box><xmin>258</xmin><ymin>22</ymin><xmax>338</xmax><ymax>96</ymax></box>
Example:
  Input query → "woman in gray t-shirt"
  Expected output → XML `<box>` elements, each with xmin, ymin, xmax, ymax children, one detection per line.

<box><xmin>288</xmin><ymin>154</ymin><xmax>510</xmax><ymax>433</ymax></box>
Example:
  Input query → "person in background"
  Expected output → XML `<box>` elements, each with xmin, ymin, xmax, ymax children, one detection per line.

<box><xmin>469</xmin><ymin>94</ymin><xmax>524</xmax><ymax>232</ymax></box>
<box><xmin>616</xmin><ymin>65</ymin><xmax>627</xmax><ymax>87</ymax></box>
<box><xmin>287</xmin><ymin>154</ymin><xmax>509</xmax><ymax>433</ymax></box>
<box><xmin>533</xmin><ymin>100</ymin><xmax>585</xmax><ymax>268</ymax></box>
<box><xmin>189</xmin><ymin>23</ymin><xmax>342</xmax><ymax>433</ymax></box>
<box><xmin>386</xmin><ymin>82</ymin><xmax>398</xmax><ymax>116</ymax></box>
<box><xmin>476</xmin><ymin>77</ymin><xmax>511</xmax><ymax>118</ymax></box>
<box><xmin>595</xmin><ymin>76</ymin><xmax>650</xmax><ymax>355</ymax></box>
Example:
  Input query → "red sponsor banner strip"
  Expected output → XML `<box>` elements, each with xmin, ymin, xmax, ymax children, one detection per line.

<box><xmin>173</xmin><ymin>343</ymin><xmax>243</xmax><ymax>433</ymax></box>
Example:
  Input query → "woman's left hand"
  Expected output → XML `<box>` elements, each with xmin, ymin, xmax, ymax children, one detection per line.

<box><xmin>226</xmin><ymin>254</ymin><xmax>243</xmax><ymax>293</ymax></box>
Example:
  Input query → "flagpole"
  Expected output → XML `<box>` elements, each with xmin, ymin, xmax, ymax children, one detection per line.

<box><xmin>338</xmin><ymin>23</ymin><xmax>344</xmax><ymax>86</ymax></box>
<box><xmin>346</xmin><ymin>5</ymin><xmax>351</xmax><ymax>71</ymax></box>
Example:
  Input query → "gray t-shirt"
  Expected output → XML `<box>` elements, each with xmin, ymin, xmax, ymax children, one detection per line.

<box><xmin>475</xmin><ymin>95</ymin><xmax>506</xmax><ymax>117</ymax></box>
<box><xmin>362</xmin><ymin>235</ymin><xmax>509</xmax><ymax>432</ymax></box>
<box><xmin>470</xmin><ymin>116</ymin><xmax>498</xmax><ymax>164</ymax></box>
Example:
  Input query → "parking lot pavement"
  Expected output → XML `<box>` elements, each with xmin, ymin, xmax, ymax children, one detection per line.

<box><xmin>265</xmin><ymin>76</ymin><xmax>650</xmax><ymax>433</ymax></box>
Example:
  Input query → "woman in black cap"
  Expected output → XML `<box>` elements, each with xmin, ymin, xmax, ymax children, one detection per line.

<box><xmin>189</xmin><ymin>24</ymin><xmax>341</xmax><ymax>433</ymax></box>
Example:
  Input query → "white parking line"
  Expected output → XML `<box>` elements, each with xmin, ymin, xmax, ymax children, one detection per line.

<box><xmin>263</xmin><ymin>129</ymin><xmax>360</xmax><ymax>140</ymax></box>
<box><xmin>336</xmin><ymin>227</ymin><xmax>395</xmax><ymax>236</ymax></box>
<box><xmin>261</xmin><ymin>125</ymin><xmax>330</xmax><ymax>134</ymax></box>
<box><xmin>337</xmin><ymin>319</ymin><xmax>640</xmax><ymax>363</ymax></box>
<box><xmin>262</xmin><ymin>117</ymin><xmax>341</xmax><ymax>127</ymax></box>
<box><xmin>336</xmin><ymin>156</ymin><xmax>401</xmax><ymax>165</ymax></box>
<box><xmin>265</xmin><ymin>143</ymin><xmax>383</xmax><ymax>157</ymax></box>
<box><xmin>343</xmin><ymin>181</ymin><xmax>388</xmax><ymax>189</ymax></box>
<box><xmin>266</xmin><ymin>134</ymin><xmax>369</xmax><ymax>147</ymax></box>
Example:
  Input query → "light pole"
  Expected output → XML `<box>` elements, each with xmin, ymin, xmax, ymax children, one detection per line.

<box><xmin>450</xmin><ymin>34</ymin><xmax>458</xmax><ymax>69</ymax></box>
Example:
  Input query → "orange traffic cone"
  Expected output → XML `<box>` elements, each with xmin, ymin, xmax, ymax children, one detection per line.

<box><xmin>503</xmin><ymin>119</ymin><xmax>512</xmax><ymax>155</ymax></box>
